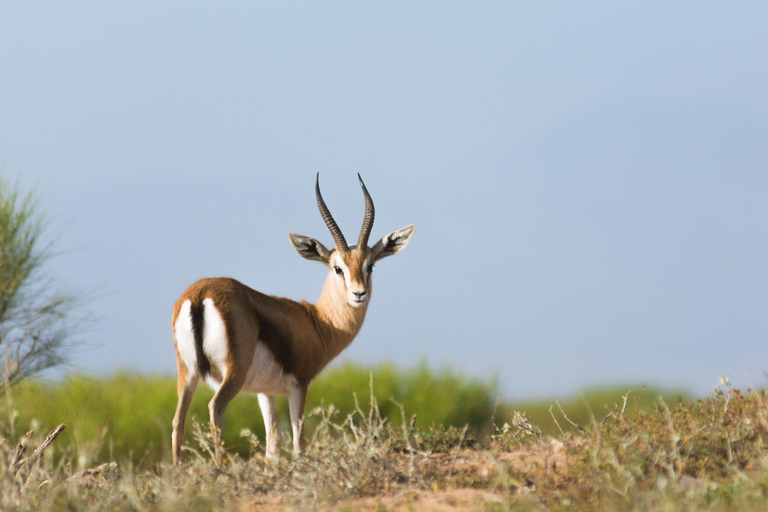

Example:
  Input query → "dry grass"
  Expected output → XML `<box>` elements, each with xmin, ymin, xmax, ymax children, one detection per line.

<box><xmin>3</xmin><ymin>380</ymin><xmax>768</xmax><ymax>511</ymax></box>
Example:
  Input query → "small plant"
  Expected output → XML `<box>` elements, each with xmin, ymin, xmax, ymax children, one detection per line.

<box><xmin>491</xmin><ymin>410</ymin><xmax>543</xmax><ymax>452</ymax></box>
<box><xmin>391</xmin><ymin>422</ymin><xmax>478</xmax><ymax>453</ymax></box>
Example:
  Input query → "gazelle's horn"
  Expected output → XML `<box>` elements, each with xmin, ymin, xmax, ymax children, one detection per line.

<box><xmin>357</xmin><ymin>173</ymin><xmax>375</xmax><ymax>248</ymax></box>
<box><xmin>316</xmin><ymin>173</ymin><xmax>349</xmax><ymax>252</ymax></box>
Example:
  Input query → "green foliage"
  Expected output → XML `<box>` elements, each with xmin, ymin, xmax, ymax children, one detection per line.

<box><xmin>0</xmin><ymin>177</ymin><xmax>81</xmax><ymax>387</ymax></box>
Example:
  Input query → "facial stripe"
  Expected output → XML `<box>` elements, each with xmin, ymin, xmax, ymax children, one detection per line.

<box><xmin>335</xmin><ymin>258</ymin><xmax>353</xmax><ymax>290</ymax></box>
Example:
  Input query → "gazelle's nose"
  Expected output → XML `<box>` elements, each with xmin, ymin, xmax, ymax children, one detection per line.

<box><xmin>352</xmin><ymin>290</ymin><xmax>367</xmax><ymax>299</ymax></box>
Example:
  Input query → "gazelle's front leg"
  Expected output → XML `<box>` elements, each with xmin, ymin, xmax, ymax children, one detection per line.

<box><xmin>288</xmin><ymin>381</ymin><xmax>308</xmax><ymax>455</ymax></box>
<box><xmin>257</xmin><ymin>393</ymin><xmax>279</xmax><ymax>458</ymax></box>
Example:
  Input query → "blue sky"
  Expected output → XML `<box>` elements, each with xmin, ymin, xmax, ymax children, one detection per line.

<box><xmin>1</xmin><ymin>2</ymin><xmax>767</xmax><ymax>398</ymax></box>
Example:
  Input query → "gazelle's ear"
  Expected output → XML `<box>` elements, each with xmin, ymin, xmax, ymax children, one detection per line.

<box><xmin>371</xmin><ymin>225</ymin><xmax>415</xmax><ymax>262</ymax></box>
<box><xmin>289</xmin><ymin>233</ymin><xmax>331</xmax><ymax>263</ymax></box>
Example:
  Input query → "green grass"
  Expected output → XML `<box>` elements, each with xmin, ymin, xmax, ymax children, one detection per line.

<box><xmin>1</xmin><ymin>362</ymin><xmax>688</xmax><ymax>468</ymax></box>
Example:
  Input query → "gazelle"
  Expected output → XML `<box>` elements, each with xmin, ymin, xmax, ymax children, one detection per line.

<box><xmin>171</xmin><ymin>174</ymin><xmax>415</xmax><ymax>464</ymax></box>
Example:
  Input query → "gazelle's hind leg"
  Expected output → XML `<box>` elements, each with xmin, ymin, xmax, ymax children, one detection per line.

<box><xmin>172</xmin><ymin>367</ymin><xmax>199</xmax><ymax>465</ymax></box>
<box><xmin>208</xmin><ymin>373</ymin><xmax>247</xmax><ymax>463</ymax></box>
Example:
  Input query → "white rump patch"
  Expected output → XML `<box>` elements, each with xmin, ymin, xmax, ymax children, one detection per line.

<box><xmin>174</xmin><ymin>300</ymin><xmax>197</xmax><ymax>379</ymax></box>
<box><xmin>202</xmin><ymin>298</ymin><xmax>229</xmax><ymax>387</ymax></box>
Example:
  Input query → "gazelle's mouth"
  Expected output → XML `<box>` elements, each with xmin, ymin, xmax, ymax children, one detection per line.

<box><xmin>349</xmin><ymin>298</ymin><xmax>368</xmax><ymax>308</ymax></box>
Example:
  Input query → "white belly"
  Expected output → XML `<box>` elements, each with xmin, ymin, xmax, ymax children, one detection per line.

<box><xmin>241</xmin><ymin>342</ymin><xmax>297</xmax><ymax>395</ymax></box>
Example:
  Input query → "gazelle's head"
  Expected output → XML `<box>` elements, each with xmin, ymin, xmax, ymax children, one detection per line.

<box><xmin>289</xmin><ymin>174</ymin><xmax>415</xmax><ymax>308</ymax></box>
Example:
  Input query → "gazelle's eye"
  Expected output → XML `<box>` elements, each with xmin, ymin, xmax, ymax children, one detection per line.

<box><xmin>334</xmin><ymin>266</ymin><xmax>343</xmax><ymax>275</ymax></box>
<box><xmin>367</xmin><ymin>265</ymin><xmax>374</xmax><ymax>274</ymax></box>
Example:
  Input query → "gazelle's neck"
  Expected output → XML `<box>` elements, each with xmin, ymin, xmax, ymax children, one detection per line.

<box><xmin>312</xmin><ymin>272</ymin><xmax>369</xmax><ymax>358</ymax></box>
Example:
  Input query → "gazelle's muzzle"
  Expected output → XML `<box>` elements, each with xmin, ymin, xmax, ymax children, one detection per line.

<box><xmin>348</xmin><ymin>286</ymin><xmax>369</xmax><ymax>307</ymax></box>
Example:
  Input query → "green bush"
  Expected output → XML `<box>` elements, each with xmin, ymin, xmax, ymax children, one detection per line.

<box><xmin>1</xmin><ymin>363</ymin><xmax>689</xmax><ymax>468</ymax></box>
